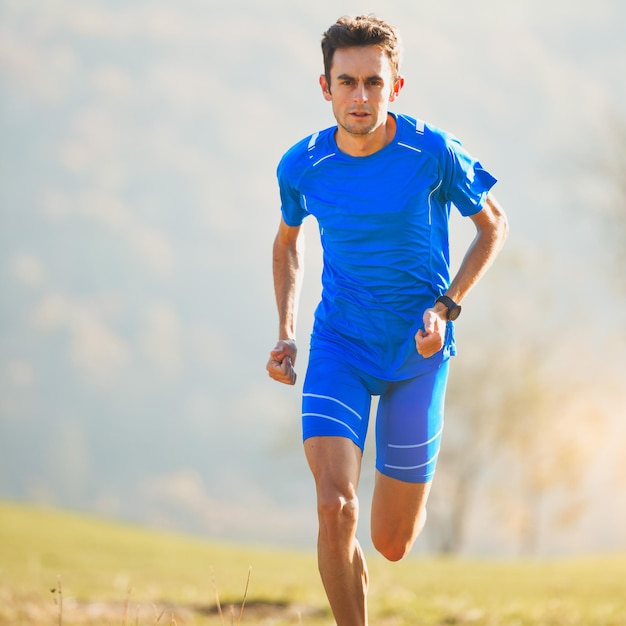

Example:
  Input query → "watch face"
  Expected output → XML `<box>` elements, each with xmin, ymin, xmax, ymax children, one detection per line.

<box><xmin>449</xmin><ymin>305</ymin><xmax>461</xmax><ymax>321</ymax></box>
<box><xmin>436</xmin><ymin>295</ymin><xmax>461</xmax><ymax>321</ymax></box>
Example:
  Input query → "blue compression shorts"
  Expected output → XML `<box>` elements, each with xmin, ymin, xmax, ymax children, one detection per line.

<box><xmin>302</xmin><ymin>348</ymin><xmax>450</xmax><ymax>483</ymax></box>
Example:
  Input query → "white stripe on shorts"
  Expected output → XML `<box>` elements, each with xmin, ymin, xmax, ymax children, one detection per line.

<box><xmin>303</xmin><ymin>393</ymin><xmax>364</xmax><ymax>421</ymax></box>
<box><xmin>302</xmin><ymin>413</ymin><xmax>360</xmax><ymax>440</ymax></box>
<box><xmin>387</xmin><ymin>425</ymin><xmax>444</xmax><ymax>449</ymax></box>
<box><xmin>384</xmin><ymin>449</ymin><xmax>441</xmax><ymax>472</ymax></box>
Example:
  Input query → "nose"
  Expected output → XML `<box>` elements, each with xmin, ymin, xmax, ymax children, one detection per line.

<box><xmin>353</xmin><ymin>81</ymin><xmax>368</xmax><ymax>103</ymax></box>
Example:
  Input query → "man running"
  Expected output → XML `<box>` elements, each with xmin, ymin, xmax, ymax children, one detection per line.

<box><xmin>267</xmin><ymin>15</ymin><xmax>508</xmax><ymax>625</ymax></box>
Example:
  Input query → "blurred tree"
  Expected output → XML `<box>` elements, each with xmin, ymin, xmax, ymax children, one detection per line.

<box><xmin>490</xmin><ymin>350</ymin><xmax>605</xmax><ymax>555</ymax></box>
<box><xmin>427</xmin><ymin>114</ymin><xmax>626</xmax><ymax>556</ymax></box>
<box><xmin>428</xmin><ymin>342</ymin><xmax>606</xmax><ymax>555</ymax></box>
<box><xmin>425</xmin><ymin>355</ymin><xmax>504</xmax><ymax>554</ymax></box>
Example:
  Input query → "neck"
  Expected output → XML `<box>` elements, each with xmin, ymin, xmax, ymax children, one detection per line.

<box><xmin>335</xmin><ymin>113</ymin><xmax>396</xmax><ymax>157</ymax></box>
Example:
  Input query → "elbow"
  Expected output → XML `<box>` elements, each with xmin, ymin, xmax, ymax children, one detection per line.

<box><xmin>498</xmin><ymin>211</ymin><xmax>510</xmax><ymax>245</ymax></box>
<box><xmin>487</xmin><ymin>194</ymin><xmax>509</xmax><ymax>246</ymax></box>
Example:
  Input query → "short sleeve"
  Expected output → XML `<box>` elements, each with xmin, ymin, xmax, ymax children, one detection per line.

<box><xmin>277</xmin><ymin>158</ymin><xmax>309</xmax><ymax>227</ymax></box>
<box><xmin>442</xmin><ymin>136</ymin><xmax>497</xmax><ymax>217</ymax></box>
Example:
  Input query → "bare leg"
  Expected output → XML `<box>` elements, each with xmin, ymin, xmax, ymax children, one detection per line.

<box><xmin>304</xmin><ymin>436</ymin><xmax>368</xmax><ymax>626</ymax></box>
<box><xmin>371</xmin><ymin>471</ymin><xmax>431</xmax><ymax>561</ymax></box>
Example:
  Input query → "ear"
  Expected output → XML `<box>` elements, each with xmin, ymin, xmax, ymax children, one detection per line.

<box><xmin>389</xmin><ymin>75</ymin><xmax>405</xmax><ymax>102</ymax></box>
<box><xmin>319</xmin><ymin>74</ymin><xmax>333</xmax><ymax>101</ymax></box>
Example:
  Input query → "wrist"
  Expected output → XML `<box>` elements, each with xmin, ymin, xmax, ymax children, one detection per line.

<box><xmin>433</xmin><ymin>302</ymin><xmax>449</xmax><ymax>318</ymax></box>
<box><xmin>434</xmin><ymin>295</ymin><xmax>462</xmax><ymax>321</ymax></box>
<box><xmin>278</xmin><ymin>326</ymin><xmax>296</xmax><ymax>342</ymax></box>
<box><xmin>278</xmin><ymin>335</ymin><xmax>297</xmax><ymax>348</ymax></box>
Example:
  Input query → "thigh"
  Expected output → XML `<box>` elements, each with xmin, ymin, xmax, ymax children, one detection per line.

<box><xmin>302</xmin><ymin>348</ymin><xmax>374</xmax><ymax>452</ymax></box>
<box><xmin>375</xmin><ymin>359</ymin><xmax>450</xmax><ymax>483</ymax></box>
<box><xmin>371</xmin><ymin>473</ymin><xmax>432</xmax><ymax>559</ymax></box>
<box><xmin>304</xmin><ymin>436</ymin><xmax>363</xmax><ymax>502</ymax></box>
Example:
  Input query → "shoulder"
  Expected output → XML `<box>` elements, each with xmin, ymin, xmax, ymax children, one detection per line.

<box><xmin>394</xmin><ymin>114</ymin><xmax>457</xmax><ymax>158</ymax></box>
<box><xmin>278</xmin><ymin>126</ymin><xmax>337</xmax><ymax>181</ymax></box>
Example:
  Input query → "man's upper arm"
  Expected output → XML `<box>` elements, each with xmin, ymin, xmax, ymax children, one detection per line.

<box><xmin>275</xmin><ymin>217</ymin><xmax>303</xmax><ymax>248</ymax></box>
<box><xmin>469</xmin><ymin>193</ymin><xmax>508</xmax><ymax>234</ymax></box>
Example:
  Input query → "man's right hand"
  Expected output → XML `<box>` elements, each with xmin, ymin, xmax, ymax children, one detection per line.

<box><xmin>266</xmin><ymin>339</ymin><xmax>298</xmax><ymax>385</ymax></box>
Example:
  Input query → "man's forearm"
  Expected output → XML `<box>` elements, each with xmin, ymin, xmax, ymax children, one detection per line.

<box><xmin>273</xmin><ymin>228</ymin><xmax>304</xmax><ymax>340</ymax></box>
<box><xmin>446</xmin><ymin>194</ymin><xmax>508</xmax><ymax>303</ymax></box>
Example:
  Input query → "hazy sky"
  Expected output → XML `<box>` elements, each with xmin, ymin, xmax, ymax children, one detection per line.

<box><xmin>1</xmin><ymin>0</ymin><xmax>625</xmax><ymax>554</ymax></box>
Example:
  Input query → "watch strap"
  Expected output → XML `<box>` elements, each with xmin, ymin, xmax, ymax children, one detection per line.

<box><xmin>435</xmin><ymin>295</ymin><xmax>462</xmax><ymax>320</ymax></box>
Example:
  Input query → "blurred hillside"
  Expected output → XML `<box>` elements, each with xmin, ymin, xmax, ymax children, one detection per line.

<box><xmin>1</xmin><ymin>0</ymin><xmax>625</xmax><ymax>554</ymax></box>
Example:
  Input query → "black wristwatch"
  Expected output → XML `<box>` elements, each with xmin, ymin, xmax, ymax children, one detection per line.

<box><xmin>435</xmin><ymin>295</ymin><xmax>462</xmax><ymax>321</ymax></box>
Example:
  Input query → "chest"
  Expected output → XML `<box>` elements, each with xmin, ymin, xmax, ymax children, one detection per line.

<box><xmin>301</xmin><ymin>151</ymin><xmax>442</xmax><ymax>237</ymax></box>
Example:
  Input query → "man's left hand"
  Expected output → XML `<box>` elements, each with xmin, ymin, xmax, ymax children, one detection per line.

<box><xmin>415</xmin><ymin>308</ymin><xmax>446</xmax><ymax>358</ymax></box>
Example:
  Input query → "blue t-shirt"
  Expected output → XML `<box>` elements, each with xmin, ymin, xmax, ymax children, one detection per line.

<box><xmin>277</xmin><ymin>113</ymin><xmax>497</xmax><ymax>380</ymax></box>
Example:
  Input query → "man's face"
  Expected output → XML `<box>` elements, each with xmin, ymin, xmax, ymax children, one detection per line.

<box><xmin>320</xmin><ymin>45</ymin><xmax>402</xmax><ymax>138</ymax></box>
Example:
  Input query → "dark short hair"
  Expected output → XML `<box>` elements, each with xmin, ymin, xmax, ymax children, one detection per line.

<box><xmin>321</xmin><ymin>15</ymin><xmax>402</xmax><ymax>86</ymax></box>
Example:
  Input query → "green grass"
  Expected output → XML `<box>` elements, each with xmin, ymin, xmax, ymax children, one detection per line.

<box><xmin>1</xmin><ymin>500</ymin><xmax>625</xmax><ymax>625</ymax></box>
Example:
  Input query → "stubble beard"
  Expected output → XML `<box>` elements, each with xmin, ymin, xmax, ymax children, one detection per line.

<box><xmin>337</xmin><ymin>116</ymin><xmax>377</xmax><ymax>137</ymax></box>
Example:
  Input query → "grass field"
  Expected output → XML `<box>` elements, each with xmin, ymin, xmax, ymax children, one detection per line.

<box><xmin>1</xmin><ymin>500</ymin><xmax>625</xmax><ymax>625</ymax></box>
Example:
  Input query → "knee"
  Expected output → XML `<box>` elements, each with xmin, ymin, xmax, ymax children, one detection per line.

<box><xmin>372</xmin><ymin>533</ymin><xmax>411</xmax><ymax>562</ymax></box>
<box><xmin>317</xmin><ymin>492</ymin><xmax>359</xmax><ymax>536</ymax></box>
<box><xmin>372</xmin><ymin>510</ymin><xmax>427</xmax><ymax>562</ymax></box>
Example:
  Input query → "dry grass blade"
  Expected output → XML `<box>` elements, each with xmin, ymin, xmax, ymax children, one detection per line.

<box><xmin>50</xmin><ymin>576</ymin><xmax>63</xmax><ymax>626</ymax></box>
<box><xmin>211</xmin><ymin>569</ymin><xmax>225</xmax><ymax>626</ymax></box>
<box><xmin>152</xmin><ymin>605</ymin><xmax>166</xmax><ymax>624</ymax></box>
<box><xmin>236</xmin><ymin>567</ymin><xmax>252</xmax><ymax>626</ymax></box>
